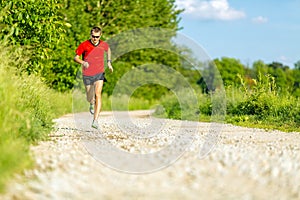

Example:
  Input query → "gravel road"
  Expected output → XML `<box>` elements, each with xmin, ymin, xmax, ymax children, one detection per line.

<box><xmin>1</xmin><ymin>111</ymin><xmax>300</xmax><ymax>200</ymax></box>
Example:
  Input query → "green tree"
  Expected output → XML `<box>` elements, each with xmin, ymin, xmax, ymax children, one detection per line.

<box><xmin>52</xmin><ymin>0</ymin><xmax>183</xmax><ymax>92</ymax></box>
<box><xmin>267</xmin><ymin>62</ymin><xmax>289</xmax><ymax>93</ymax></box>
<box><xmin>292</xmin><ymin>64</ymin><xmax>300</xmax><ymax>97</ymax></box>
<box><xmin>0</xmin><ymin>0</ymin><xmax>66</xmax><ymax>74</ymax></box>
<box><xmin>268</xmin><ymin>61</ymin><xmax>289</xmax><ymax>71</ymax></box>
<box><xmin>295</xmin><ymin>60</ymin><xmax>300</xmax><ymax>70</ymax></box>
<box><xmin>253</xmin><ymin>60</ymin><xmax>268</xmax><ymax>76</ymax></box>
<box><xmin>214</xmin><ymin>57</ymin><xmax>245</xmax><ymax>86</ymax></box>
<box><xmin>1</xmin><ymin>0</ymin><xmax>184</xmax><ymax>93</ymax></box>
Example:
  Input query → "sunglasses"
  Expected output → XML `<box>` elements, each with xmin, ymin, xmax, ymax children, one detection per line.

<box><xmin>91</xmin><ymin>35</ymin><xmax>100</xmax><ymax>39</ymax></box>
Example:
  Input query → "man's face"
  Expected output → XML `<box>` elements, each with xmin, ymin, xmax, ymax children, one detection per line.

<box><xmin>91</xmin><ymin>31</ymin><xmax>101</xmax><ymax>44</ymax></box>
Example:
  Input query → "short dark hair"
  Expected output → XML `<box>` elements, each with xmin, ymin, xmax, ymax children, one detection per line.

<box><xmin>90</xmin><ymin>27</ymin><xmax>102</xmax><ymax>34</ymax></box>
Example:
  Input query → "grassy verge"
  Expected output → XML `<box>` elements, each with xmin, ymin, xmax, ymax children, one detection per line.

<box><xmin>155</xmin><ymin>75</ymin><xmax>300</xmax><ymax>133</ymax></box>
<box><xmin>225</xmin><ymin>75</ymin><xmax>300</xmax><ymax>132</ymax></box>
<box><xmin>0</xmin><ymin>45</ymin><xmax>72</xmax><ymax>192</ymax></box>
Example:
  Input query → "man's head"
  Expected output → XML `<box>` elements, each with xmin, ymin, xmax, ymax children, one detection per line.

<box><xmin>90</xmin><ymin>27</ymin><xmax>102</xmax><ymax>44</ymax></box>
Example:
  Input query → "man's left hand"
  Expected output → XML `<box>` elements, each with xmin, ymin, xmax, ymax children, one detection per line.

<box><xmin>108</xmin><ymin>62</ymin><xmax>113</xmax><ymax>73</ymax></box>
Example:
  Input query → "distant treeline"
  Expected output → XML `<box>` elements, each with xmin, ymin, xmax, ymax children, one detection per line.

<box><xmin>205</xmin><ymin>58</ymin><xmax>300</xmax><ymax>97</ymax></box>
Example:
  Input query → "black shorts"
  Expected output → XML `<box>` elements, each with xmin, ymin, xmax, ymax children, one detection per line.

<box><xmin>83</xmin><ymin>73</ymin><xmax>106</xmax><ymax>85</ymax></box>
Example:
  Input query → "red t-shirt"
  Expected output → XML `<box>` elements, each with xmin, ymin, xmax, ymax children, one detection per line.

<box><xmin>75</xmin><ymin>40</ymin><xmax>109</xmax><ymax>76</ymax></box>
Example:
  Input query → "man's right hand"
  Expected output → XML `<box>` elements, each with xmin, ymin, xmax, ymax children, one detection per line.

<box><xmin>82</xmin><ymin>61</ymin><xmax>89</xmax><ymax>68</ymax></box>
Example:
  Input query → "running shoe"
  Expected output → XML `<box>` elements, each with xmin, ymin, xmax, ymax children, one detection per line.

<box><xmin>91</xmin><ymin>119</ymin><xmax>99</xmax><ymax>129</ymax></box>
<box><xmin>89</xmin><ymin>103</ymin><xmax>94</xmax><ymax>115</ymax></box>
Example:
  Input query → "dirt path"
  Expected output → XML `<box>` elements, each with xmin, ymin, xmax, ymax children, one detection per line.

<box><xmin>1</xmin><ymin>111</ymin><xmax>300</xmax><ymax>200</ymax></box>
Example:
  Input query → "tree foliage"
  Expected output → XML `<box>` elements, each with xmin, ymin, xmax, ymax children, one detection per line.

<box><xmin>214</xmin><ymin>57</ymin><xmax>245</xmax><ymax>86</ymax></box>
<box><xmin>0</xmin><ymin>0</ymin><xmax>183</xmax><ymax>92</ymax></box>
<box><xmin>53</xmin><ymin>0</ymin><xmax>183</xmax><ymax>91</ymax></box>
<box><xmin>0</xmin><ymin>0</ymin><xmax>299</xmax><ymax>98</ymax></box>
<box><xmin>0</xmin><ymin>0</ymin><xmax>66</xmax><ymax>74</ymax></box>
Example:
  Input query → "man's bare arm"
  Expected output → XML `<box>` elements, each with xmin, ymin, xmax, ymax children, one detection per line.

<box><xmin>107</xmin><ymin>48</ymin><xmax>113</xmax><ymax>73</ymax></box>
<box><xmin>74</xmin><ymin>55</ymin><xmax>89</xmax><ymax>68</ymax></box>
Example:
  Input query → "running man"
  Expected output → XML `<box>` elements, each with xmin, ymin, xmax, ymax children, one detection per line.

<box><xmin>74</xmin><ymin>26</ymin><xmax>113</xmax><ymax>129</ymax></box>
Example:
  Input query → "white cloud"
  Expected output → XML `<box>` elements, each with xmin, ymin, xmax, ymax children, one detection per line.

<box><xmin>252</xmin><ymin>16</ymin><xmax>268</xmax><ymax>24</ymax></box>
<box><xmin>279</xmin><ymin>55</ymin><xmax>288</xmax><ymax>62</ymax></box>
<box><xmin>175</xmin><ymin>0</ymin><xmax>246</xmax><ymax>21</ymax></box>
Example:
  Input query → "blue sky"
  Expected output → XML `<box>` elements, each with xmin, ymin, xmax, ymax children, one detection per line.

<box><xmin>175</xmin><ymin>0</ymin><xmax>300</xmax><ymax>68</ymax></box>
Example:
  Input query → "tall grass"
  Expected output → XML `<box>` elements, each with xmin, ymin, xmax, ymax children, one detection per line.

<box><xmin>0</xmin><ymin>66</ymin><xmax>32</xmax><ymax>192</ymax></box>
<box><xmin>0</xmin><ymin>44</ymin><xmax>73</xmax><ymax>192</ymax></box>
<box><xmin>227</xmin><ymin>74</ymin><xmax>300</xmax><ymax>131</ymax></box>
<box><xmin>156</xmin><ymin>73</ymin><xmax>300</xmax><ymax>132</ymax></box>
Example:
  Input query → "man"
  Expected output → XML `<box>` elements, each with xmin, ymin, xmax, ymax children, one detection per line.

<box><xmin>74</xmin><ymin>27</ymin><xmax>113</xmax><ymax>129</ymax></box>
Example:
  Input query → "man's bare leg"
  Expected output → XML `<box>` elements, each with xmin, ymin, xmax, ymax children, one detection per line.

<box><xmin>85</xmin><ymin>85</ymin><xmax>95</xmax><ymax>103</ymax></box>
<box><xmin>85</xmin><ymin>84</ymin><xmax>95</xmax><ymax>114</ymax></box>
<box><xmin>91</xmin><ymin>80</ymin><xmax>104</xmax><ymax>129</ymax></box>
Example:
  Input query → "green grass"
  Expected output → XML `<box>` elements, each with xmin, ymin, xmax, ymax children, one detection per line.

<box><xmin>0</xmin><ymin>69</ymin><xmax>31</xmax><ymax>192</ymax></box>
<box><xmin>73</xmin><ymin>89</ymin><xmax>158</xmax><ymax>112</ymax></box>
<box><xmin>0</xmin><ymin>45</ymin><xmax>73</xmax><ymax>192</ymax></box>
<box><xmin>225</xmin><ymin>74</ymin><xmax>300</xmax><ymax>132</ymax></box>
<box><xmin>155</xmin><ymin>74</ymin><xmax>300</xmax><ymax>133</ymax></box>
